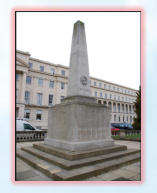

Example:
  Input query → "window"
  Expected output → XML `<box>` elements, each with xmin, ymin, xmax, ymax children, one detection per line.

<box><xmin>99</xmin><ymin>83</ymin><xmax>102</xmax><ymax>87</ymax></box>
<box><xmin>37</xmin><ymin>93</ymin><xmax>42</xmax><ymax>105</ymax></box>
<box><xmin>104</xmin><ymin>101</ymin><xmax>107</xmax><ymax>105</ymax></box>
<box><xmin>16</xmin><ymin>89</ymin><xmax>18</xmax><ymax>101</ymax></box>
<box><xmin>49</xmin><ymin>94</ymin><xmax>53</xmax><ymax>105</ymax></box>
<box><xmin>130</xmin><ymin>116</ymin><xmax>132</xmax><ymax>123</ymax></box>
<box><xmin>94</xmin><ymin>82</ymin><xmax>97</xmax><ymax>86</ymax></box>
<box><xmin>36</xmin><ymin>110</ymin><xmax>42</xmax><ymax>120</ymax></box>
<box><xmin>49</xmin><ymin>80</ymin><xmax>54</xmax><ymax>88</ymax></box>
<box><xmin>61</xmin><ymin>70</ymin><xmax>65</xmax><ymax>76</ymax></box>
<box><xmin>110</xmin><ymin>94</ymin><xmax>112</xmax><ymax>99</ymax></box>
<box><xmin>113</xmin><ymin>103</ymin><xmax>116</xmax><ymax>112</ymax></box>
<box><xmin>122</xmin><ymin>104</ymin><xmax>124</xmax><ymax>112</ymax></box>
<box><xmin>61</xmin><ymin>82</ymin><xmax>65</xmax><ymax>89</ymax></box>
<box><xmin>119</xmin><ymin>116</ymin><xmax>121</xmax><ymax>122</ymax></box>
<box><xmin>118</xmin><ymin>103</ymin><xmax>120</xmax><ymax>113</ymax></box>
<box><xmin>40</xmin><ymin>66</ymin><xmax>44</xmax><ymax>72</ymax></box>
<box><xmin>24</xmin><ymin>109</ymin><xmax>30</xmax><ymax>119</ymax></box>
<box><xmin>98</xmin><ymin>100</ymin><xmax>102</xmax><ymax>104</ymax></box>
<box><xmin>25</xmin><ymin>91</ymin><xmax>30</xmax><ymax>104</ymax></box>
<box><xmin>38</xmin><ymin>78</ymin><xmax>43</xmax><ymax>87</ymax></box>
<box><xmin>126</xmin><ymin>104</ymin><xmax>128</xmax><ymax>113</ymax></box>
<box><xmin>29</xmin><ymin>62</ymin><xmax>33</xmax><ymax>68</ymax></box>
<box><xmin>16</xmin><ymin>107</ymin><xmax>19</xmax><ymax>118</ymax></box>
<box><xmin>26</xmin><ymin>76</ymin><xmax>32</xmax><ymax>84</ymax></box>
<box><xmin>24</xmin><ymin>123</ymin><xmax>35</xmax><ymax>130</ymax></box>
<box><xmin>60</xmin><ymin>96</ymin><xmax>64</xmax><ymax>101</ymax></box>
<box><xmin>108</xmin><ymin>102</ymin><xmax>112</xmax><ymax>110</ymax></box>
<box><xmin>16</xmin><ymin>74</ymin><xmax>20</xmax><ymax>81</ymax></box>
<box><xmin>104</xmin><ymin>84</ymin><xmax>106</xmax><ymax>89</ymax></box>
<box><xmin>95</xmin><ymin>91</ymin><xmax>97</xmax><ymax>97</ymax></box>
<box><xmin>114</xmin><ymin>115</ymin><xmax>116</xmax><ymax>122</ymax></box>
<box><xmin>51</xmin><ymin>68</ymin><xmax>55</xmax><ymax>75</ymax></box>
<box><xmin>100</xmin><ymin>92</ymin><xmax>102</xmax><ymax>98</ymax></box>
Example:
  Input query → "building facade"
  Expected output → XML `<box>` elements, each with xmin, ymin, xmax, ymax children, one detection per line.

<box><xmin>16</xmin><ymin>50</ymin><xmax>137</xmax><ymax>130</ymax></box>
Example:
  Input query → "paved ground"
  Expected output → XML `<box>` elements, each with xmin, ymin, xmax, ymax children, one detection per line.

<box><xmin>16</xmin><ymin>140</ymin><xmax>141</xmax><ymax>181</ymax></box>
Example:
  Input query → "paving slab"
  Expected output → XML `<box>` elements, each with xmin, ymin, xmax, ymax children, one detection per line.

<box><xmin>111</xmin><ymin>168</ymin><xmax>136</xmax><ymax>179</ymax></box>
<box><xmin>131</xmin><ymin>174</ymin><xmax>141</xmax><ymax>181</ymax></box>
<box><xmin>16</xmin><ymin>157</ymin><xmax>52</xmax><ymax>181</ymax></box>
<box><xmin>16</xmin><ymin>140</ymin><xmax>141</xmax><ymax>181</ymax></box>
<box><xmin>114</xmin><ymin>140</ymin><xmax>141</xmax><ymax>150</ymax></box>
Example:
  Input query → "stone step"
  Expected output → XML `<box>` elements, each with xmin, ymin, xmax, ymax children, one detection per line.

<box><xmin>16</xmin><ymin>149</ymin><xmax>61</xmax><ymax>179</ymax></box>
<box><xmin>17</xmin><ymin>148</ymin><xmax>140</xmax><ymax>181</ymax></box>
<box><xmin>21</xmin><ymin>146</ymin><xmax>140</xmax><ymax>169</ymax></box>
<box><xmin>33</xmin><ymin>143</ymin><xmax>127</xmax><ymax>160</ymax></box>
<box><xmin>53</xmin><ymin>152</ymin><xmax>141</xmax><ymax>181</ymax></box>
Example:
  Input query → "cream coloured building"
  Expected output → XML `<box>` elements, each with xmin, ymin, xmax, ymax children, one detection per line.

<box><xmin>16</xmin><ymin>50</ymin><xmax>137</xmax><ymax>130</ymax></box>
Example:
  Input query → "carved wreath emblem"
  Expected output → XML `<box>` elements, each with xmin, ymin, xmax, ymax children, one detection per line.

<box><xmin>80</xmin><ymin>76</ymin><xmax>87</xmax><ymax>86</ymax></box>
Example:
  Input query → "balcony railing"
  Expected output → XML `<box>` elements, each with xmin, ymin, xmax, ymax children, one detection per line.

<box><xmin>16</xmin><ymin>130</ymin><xmax>47</xmax><ymax>142</ymax></box>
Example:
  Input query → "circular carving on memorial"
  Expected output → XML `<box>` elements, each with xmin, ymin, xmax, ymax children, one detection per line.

<box><xmin>80</xmin><ymin>76</ymin><xmax>88</xmax><ymax>86</ymax></box>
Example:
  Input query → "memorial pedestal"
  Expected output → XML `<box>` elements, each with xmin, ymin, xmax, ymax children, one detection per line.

<box><xmin>45</xmin><ymin>96</ymin><xmax>114</xmax><ymax>151</ymax></box>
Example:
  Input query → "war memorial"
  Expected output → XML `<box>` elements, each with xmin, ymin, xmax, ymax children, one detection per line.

<box><xmin>17</xmin><ymin>21</ymin><xmax>140</xmax><ymax>181</ymax></box>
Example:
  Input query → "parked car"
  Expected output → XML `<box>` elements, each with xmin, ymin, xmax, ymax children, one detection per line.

<box><xmin>111</xmin><ymin>123</ymin><xmax>134</xmax><ymax>130</ymax></box>
<box><xmin>16</xmin><ymin>119</ymin><xmax>39</xmax><ymax>131</ymax></box>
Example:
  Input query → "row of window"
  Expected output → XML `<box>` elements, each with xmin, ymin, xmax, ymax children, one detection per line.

<box><xmin>94</xmin><ymin>91</ymin><xmax>135</xmax><ymax>103</ymax></box>
<box><xmin>110</xmin><ymin>103</ymin><xmax>133</xmax><ymax>113</ymax></box>
<box><xmin>28</xmin><ymin>63</ymin><xmax>66</xmax><ymax>76</ymax></box>
<box><xmin>25</xmin><ymin>91</ymin><xmax>64</xmax><ymax>105</ymax></box>
<box><xmin>24</xmin><ymin>110</ymin><xmax>134</xmax><ymax>123</ymax></box>
<box><xmin>113</xmin><ymin>114</ymin><xmax>134</xmax><ymax>123</ymax></box>
<box><xmin>16</xmin><ymin>74</ymin><xmax>136</xmax><ymax>98</ymax></box>
<box><xmin>92</xmin><ymin>81</ymin><xmax>135</xmax><ymax>96</ymax></box>
<box><xmin>26</xmin><ymin>76</ymin><xmax>65</xmax><ymax>89</ymax></box>
<box><xmin>98</xmin><ymin>100</ymin><xmax>134</xmax><ymax>113</ymax></box>
<box><xmin>24</xmin><ymin>109</ymin><xmax>42</xmax><ymax>120</ymax></box>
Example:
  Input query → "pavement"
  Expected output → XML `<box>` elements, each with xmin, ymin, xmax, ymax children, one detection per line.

<box><xmin>16</xmin><ymin>140</ymin><xmax>141</xmax><ymax>181</ymax></box>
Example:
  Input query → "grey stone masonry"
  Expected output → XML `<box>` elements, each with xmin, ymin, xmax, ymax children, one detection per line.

<box><xmin>67</xmin><ymin>21</ymin><xmax>91</xmax><ymax>97</ymax></box>
<box><xmin>45</xmin><ymin>21</ymin><xmax>114</xmax><ymax>151</ymax></box>
<box><xmin>45</xmin><ymin>96</ymin><xmax>114</xmax><ymax>151</ymax></box>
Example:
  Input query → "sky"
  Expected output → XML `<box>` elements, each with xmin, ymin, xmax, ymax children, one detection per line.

<box><xmin>16</xmin><ymin>12</ymin><xmax>140</xmax><ymax>90</ymax></box>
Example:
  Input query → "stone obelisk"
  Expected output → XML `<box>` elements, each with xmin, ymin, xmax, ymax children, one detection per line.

<box><xmin>67</xmin><ymin>21</ymin><xmax>91</xmax><ymax>97</ymax></box>
<box><xmin>45</xmin><ymin>21</ymin><xmax>114</xmax><ymax>151</ymax></box>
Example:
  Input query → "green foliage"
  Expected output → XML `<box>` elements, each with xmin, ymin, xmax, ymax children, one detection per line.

<box><xmin>132</xmin><ymin>86</ymin><xmax>141</xmax><ymax>130</ymax></box>
<box><xmin>112</xmin><ymin>133</ymin><xmax>141</xmax><ymax>141</ymax></box>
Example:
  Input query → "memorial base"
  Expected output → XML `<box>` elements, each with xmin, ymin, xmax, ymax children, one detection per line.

<box><xmin>45</xmin><ymin>96</ymin><xmax>114</xmax><ymax>151</ymax></box>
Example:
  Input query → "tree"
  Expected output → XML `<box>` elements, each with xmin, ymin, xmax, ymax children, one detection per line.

<box><xmin>132</xmin><ymin>86</ymin><xmax>141</xmax><ymax>130</ymax></box>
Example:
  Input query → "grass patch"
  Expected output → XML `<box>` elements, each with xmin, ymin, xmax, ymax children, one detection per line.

<box><xmin>112</xmin><ymin>133</ymin><xmax>141</xmax><ymax>141</ymax></box>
